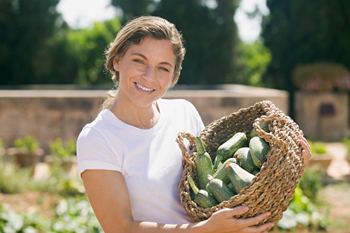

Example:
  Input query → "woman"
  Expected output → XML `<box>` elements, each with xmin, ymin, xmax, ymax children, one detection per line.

<box><xmin>77</xmin><ymin>16</ymin><xmax>312</xmax><ymax>233</ymax></box>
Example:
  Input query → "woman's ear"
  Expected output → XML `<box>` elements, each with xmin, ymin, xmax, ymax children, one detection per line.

<box><xmin>113</xmin><ymin>56</ymin><xmax>120</xmax><ymax>71</ymax></box>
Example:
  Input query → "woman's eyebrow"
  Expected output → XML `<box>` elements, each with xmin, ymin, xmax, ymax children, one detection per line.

<box><xmin>131</xmin><ymin>53</ymin><xmax>174</xmax><ymax>68</ymax></box>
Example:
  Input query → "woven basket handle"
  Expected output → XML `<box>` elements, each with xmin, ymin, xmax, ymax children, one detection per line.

<box><xmin>176</xmin><ymin>132</ymin><xmax>196</xmax><ymax>167</ymax></box>
<box><xmin>253</xmin><ymin>112</ymin><xmax>304</xmax><ymax>165</ymax></box>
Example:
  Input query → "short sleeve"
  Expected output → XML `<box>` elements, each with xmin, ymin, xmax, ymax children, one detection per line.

<box><xmin>76</xmin><ymin>126</ymin><xmax>121</xmax><ymax>178</ymax></box>
<box><xmin>186</xmin><ymin>100</ymin><xmax>205</xmax><ymax>136</ymax></box>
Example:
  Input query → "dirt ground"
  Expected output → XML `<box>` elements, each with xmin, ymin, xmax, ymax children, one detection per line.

<box><xmin>1</xmin><ymin>143</ymin><xmax>350</xmax><ymax>232</ymax></box>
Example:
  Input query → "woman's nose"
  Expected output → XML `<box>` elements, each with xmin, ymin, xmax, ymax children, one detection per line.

<box><xmin>141</xmin><ymin>66</ymin><xmax>156</xmax><ymax>81</ymax></box>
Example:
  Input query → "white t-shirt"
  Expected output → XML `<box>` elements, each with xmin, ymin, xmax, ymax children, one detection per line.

<box><xmin>77</xmin><ymin>98</ymin><xmax>205</xmax><ymax>224</ymax></box>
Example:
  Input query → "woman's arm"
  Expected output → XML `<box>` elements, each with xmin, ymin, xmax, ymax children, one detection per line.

<box><xmin>82</xmin><ymin>170</ymin><xmax>274</xmax><ymax>233</ymax></box>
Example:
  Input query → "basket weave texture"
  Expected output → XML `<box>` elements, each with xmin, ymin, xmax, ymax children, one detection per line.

<box><xmin>176</xmin><ymin>100</ymin><xmax>304</xmax><ymax>224</ymax></box>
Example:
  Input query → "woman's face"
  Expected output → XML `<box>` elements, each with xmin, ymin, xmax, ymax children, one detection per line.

<box><xmin>113</xmin><ymin>37</ymin><xmax>176</xmax><ymax>109</ymax></box>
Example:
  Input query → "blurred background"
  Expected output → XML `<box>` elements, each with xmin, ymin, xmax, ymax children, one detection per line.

<box><xmin>1</xmin><ymin>0</ymin><xmax>350</xmax><ymax>116</ymax></box>
<box><xmin>1</xmin><ymin>0</ymin><xmax>350</xmax><ymax>232</ymax></box>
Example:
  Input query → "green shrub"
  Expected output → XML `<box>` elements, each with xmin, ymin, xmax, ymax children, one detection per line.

<box><xmin>0</xmin><ymin>197</ymin><xmax>102</xmax><ymax>233</ymax></box>
<box><xmin>0</xmin><ymin>203</ymin><xmax>50</xmax><ymax>233</ymax></box>
<box><xmin>0</xmin><ymin>161</ymin><xmax>33</xmax><ymax>194</ymax></box>
<box><xmin>278</xmin><ymin>186</ymin><xmax>329</xmax><ymax>231</ymax></box>
<box><xmin>292</xmin><ymin>62</ymin><xmax>350</xmax><ymax>92</ymax></box>
<box><xmin>298</xmin><ymin>167</ymin><xmax>324</xmax><ymax>200</ymax></box>
<box><xmin>49</xmin><ymin>138</ymin><xmax>76</xmax><ymax>162</ymax></box>
<box><xmin>14</xmin><ymin>136</ymin><xmax>40</xmax><ymax>153</ymax></box>
<box><xmin>51</xmin><ymin>198</ymin><xmax>103</xmax><ymax>232</ymax></box>
<box><xmin>342</xmin><ymin>137</ymin><xmax>350</xmax><ymax>156</ymax></box>
<box><xmin>307</xmin><ymin>139</ymin><xmax>328</xmax><ymax>154</ymax></box>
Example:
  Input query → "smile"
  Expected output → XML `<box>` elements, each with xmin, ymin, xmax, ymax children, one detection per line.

<box><xmin>135</xmin><ymin>83</ymin><xmax>154</xmax><ymax>92</ymax></box>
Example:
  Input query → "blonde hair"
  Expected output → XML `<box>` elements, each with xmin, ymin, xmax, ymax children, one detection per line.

<box><xmin>101</xmin><ymin>16</ymin><xmax>186</xmax><ymax>110</ymax></box>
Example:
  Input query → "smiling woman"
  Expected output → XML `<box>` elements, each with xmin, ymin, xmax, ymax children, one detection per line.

<box><xmin>75</xmin><ymin>15</ymin><xmax>283</xmax><ymax>233</ymax></box>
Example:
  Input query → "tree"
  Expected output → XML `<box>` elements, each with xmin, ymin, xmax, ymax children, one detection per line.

<box><xmin>261</xmin><ymin>0</ymin><xmax>350</xmax><ymax>114</ymax></box>
<box><xmin>235</xmin><ymin>41</ymin><xmax>271</xmax><ymax>86</ymax></box>
<box><xmin>64</xmin><ymin>18</ymin><xmax>121</xmax><ymax>85</ymax></box>
<box><xmin>111</xmin><ymin>0</ymin><xmax>154</xmax><ymax>25</ymax></box>
<box><xmin>0</xmin><ymin>0</ymin><xmax>61</xmax><ymax>85</ymax></box>
<box><xmin>111</xmin><ymin>0</ymin><xmax>240</xmax><ymax>85</ymax></box>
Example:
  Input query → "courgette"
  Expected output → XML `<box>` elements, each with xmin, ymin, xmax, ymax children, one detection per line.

<box><xmin>250</xmin><ymin>122</ymin><xmax>270</xmax><ymax>138</ymax></box>
<box><xmin>234</xmin><ymin>147</ymin><xmax>258</xmax><ymax>173</ymax></box>
<box><xmin>213</xmin><ymin>132</ymin><xmax>247</xmax><ymax>169</ymax></box>
<box><xmin>249</xmin><ymin>136</ymin><xmax>270</xmax><ymax>169</ymax></box>
<box><xmin>188</xmin><ymin>176</ymin><xmax>218</xmax><ymax>208</ymax></box>
<box><xmin>227</xmin><ymin>182</ymin><xmax>236</xmax><ymax>193</ymax></box>
<box><xmin>207</xmin><ymin>178</ymin><xmax>236</xmax><ymax>203</ymax></box>
<box><xmin>213</xmin><ymin>157</ymin><xmax>238</xmax><ymax>184</ymax></box>
<box><xmin>225</xmin><ymin>163</ymin><xmax>255</xmax><ymax>193</ymax></box>
<box><xmin>194</xmin><ymin>137</ymin><xmax>214</xmax><ymax>189</ymax></box>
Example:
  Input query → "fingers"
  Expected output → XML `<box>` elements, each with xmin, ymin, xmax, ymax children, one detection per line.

<box><xmin>299</xmin><ymin>136</ymin><xmax>312</xmax><ymax>170</ymax></box>
<box><xmin>299</xmin><ymin>135</ymin><xmax>311</xmax><ymax>153</ymax></box>
<box><xmin>248</xmin><ymin>222</ymin><xmax>275</xmax><ymax>232</ymax></box>
<box><xmin>302</xmin><ymin>150</ymin><xmax>309</xmax><ymax>168</ymax></box>
<box><xmin>210</xmin><ymin>207</ymin><xmax>274</xmax><ymax>232</ymax></box>
<box><xmin>217</xmin><ymin>205</ymin><xmax>249</xmax><ymax>219</ymax></box>
<box><xmin>235</xmin><ymin>211</ymin><xmax>272</xmax><ymax>229</ymax></box>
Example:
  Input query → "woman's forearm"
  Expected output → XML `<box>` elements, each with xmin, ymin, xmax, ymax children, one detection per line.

<box><xmin>122</xmin><ymin>220</ymin><xmax>210</xmax><ymax>233</ymax></box>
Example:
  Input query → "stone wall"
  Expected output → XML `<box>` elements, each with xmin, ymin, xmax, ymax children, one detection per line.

<box><xmin>0</xmin><ymin>85</ymin><xmax>288</xmax><ymax>154</ymax></box>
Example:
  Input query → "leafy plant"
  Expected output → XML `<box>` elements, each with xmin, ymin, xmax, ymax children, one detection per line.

<box><xmin>292</xmin><ymin>62</ymin><xmax>350</xmax><ymax>92</ymax></box>
<box><xmin>298</xmin><ymin>167</ymin><xmax>324</xmax><ymax>200</ymax></box>
<box><xmin>0</xmin><ymin>197</ymin><xmax>102</xmax><ymax>233</ymax></box>
<box><xmin>0</xmin><ymin>203</ymin><xmax>50</xmax><ymax>233</ymax></box>
<box><xmin>0</xmin><ymin>161</ymin><xmax>33</xmax><ymax>194</ymax></box>
<box><xmin>307</xmin><ymin>139</ymin><xmax>328</xmax><ymax>155</ymax></box>
<box><xmin>342</xmin><ymin>137</ymin><xmax>350</xmax><ymax>158</ymax></box>
<box><xmin>49</xmin><ymin>138</ymin><xmax>76</xmax><ymax>162</ymax></box>
<box><xmin>51</xmin><ymin>198</ymin><xmax>103</xmax><ymax>233</ymax></box>
<box><xmin>277</xmin><ymin>186</ymin><xmax>329</xmax><ymax>231</ymax></box>
<box><xmin>0</xmin><ymin>138</ymin><xmax>3</xmax><ymax>149</ymax></box>
<box><xmin>14</xmin><ymin>136</ymin><xmax>40</xmax><ymax>153</ymax></box>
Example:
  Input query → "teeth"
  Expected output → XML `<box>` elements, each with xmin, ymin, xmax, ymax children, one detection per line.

<box><xmin>136</xmin><ymin>83</ymin><xmax>153</xmax><ymax>92</ymax></box>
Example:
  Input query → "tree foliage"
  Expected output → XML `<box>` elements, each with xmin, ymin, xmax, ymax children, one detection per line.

<box><xmin>261</xmin><ymin>0</ymin><xmax>350</xmax><ymax>92</ymax></box>
<box><xmin>235</xmin><ymin>41</ymin><xmax>271</xmax><ymax>86</ymax></box>
<box><xmin>0</xmin><ymin>0</ymin><xmax>61</xmax><ymax>85</ymax></box>
<box><xmin>112</xmin><ymin>0</ymin><xmax>240</xmax><ymax>85</ymax></box>
<box><xmin>57</xmin><ymin>18</ymin><xmax>121</xmax><ymax>85</ymax></box>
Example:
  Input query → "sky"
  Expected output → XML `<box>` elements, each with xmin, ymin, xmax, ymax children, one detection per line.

<box><xmin>56</xmin><ymin>0</ymin><xmax>269</xmax><ymax>44</ymax></box>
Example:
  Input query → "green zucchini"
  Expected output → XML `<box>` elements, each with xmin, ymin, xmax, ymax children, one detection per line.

<box><xmin>213</xmin><ymin>132</ymin><xmax>247</xmax><ymax>169</ymax></box>
<box><xmin>252</xmin><ymin>169</ymin><xmax>260</xmax><ymax>175</ymax></box>
<box><xmin>250</xmin><ymin>122</ymin><xmax>270</xmax><ymax>138</ymax></box>
<box><xmin>225</xmin><ymin>163</ymin><xmax>255</xmax><ymax>193</ymax></box>
<box><xmin>249</xmin><ymin>137</ymin><xmax>270</xmax><ymax>169</ymax></box>
<box><xmin>234</xmin><ymin>147</ymin><xmax>258</xmax><ymax>173</ymax></box>
<box><xmin>194</xmin><ymin>137</ymin><xmax>214</xmax><ymax>190</ymax></box>
<box><xmin>207</xmin><ymin>178</ymin><xmax>236</xmax><ymax>203</ymax></box>
<box><xmin>213</xmin><ymin>157</ymin><xmax>238</xmax><ymax>184</ymax></box>
<box><xmin>188</xmin><ymin>176</ymin><xmax>218</xmax><ymax>208</ymax></box>
<box><xmin>227</xmin><ymin>182</ymin><xmax>237</xmax><ymax>193</ymax></box>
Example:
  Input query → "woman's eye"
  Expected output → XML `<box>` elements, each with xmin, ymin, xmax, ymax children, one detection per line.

<box><xmin>159</xmin><ymin>67</ymin><xmax>170</xmax><ymax>72</ymax></box>
<box><xmin>134</xmin><ymin>59</ymin><xmax>143</xmax><ymax>64</ymax></box>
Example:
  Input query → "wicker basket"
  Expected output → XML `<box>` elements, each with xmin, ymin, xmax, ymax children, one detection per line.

<box><xmin>176</xmin><ymin>100</ymin><xmax>304</xmax><ymax>224</ymax></box>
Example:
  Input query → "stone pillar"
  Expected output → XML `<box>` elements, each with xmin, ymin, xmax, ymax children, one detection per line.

<box><xmin>294</xmin><ymin>91</ymin><xmax>349</xmax><ymax>142</ymax></box>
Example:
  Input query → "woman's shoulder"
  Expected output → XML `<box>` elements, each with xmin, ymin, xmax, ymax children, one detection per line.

<box><xmin>158</xmin><ymin>98</ymin><xmax>196</xmax><ymax>110</ymax></box>
<box><xmin>78</xmin><ymin>109</ymin><xmax>118</xmax><ymax>141</ymax></box>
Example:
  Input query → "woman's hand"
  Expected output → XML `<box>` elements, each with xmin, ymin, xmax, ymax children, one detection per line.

<box><xmin>299</xmin><ymin>135</ymin><xmax>312</xmax><ymax>175</ymax></box>
<box><xmin>201</xmin><ymin>206</ymin><xmax>274</xmax><ymax>233</ymax></box>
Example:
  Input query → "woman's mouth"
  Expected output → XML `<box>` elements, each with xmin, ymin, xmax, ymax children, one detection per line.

<box><xmin>135</xmin><ymin>83</ymin><xmax>154</xmax><ymax>92</ymax></box>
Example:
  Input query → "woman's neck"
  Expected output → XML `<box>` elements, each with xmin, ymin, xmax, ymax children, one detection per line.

<box><xmin>109</xmin><ymin>96</ymin><xmax>160</xmax><ymax>129</ymax></box>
